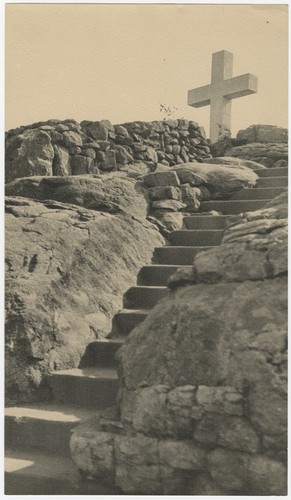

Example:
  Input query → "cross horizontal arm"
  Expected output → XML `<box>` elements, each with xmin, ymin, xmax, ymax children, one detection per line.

<box><xmin>188</xmin><ymin>84</ymin><xmax>211</xmax><ymax>108</ymax></box>
<box><xmin>223</xmin><ymin>73</ymin><xmax>258</xmax><ymax>100</ymax></box>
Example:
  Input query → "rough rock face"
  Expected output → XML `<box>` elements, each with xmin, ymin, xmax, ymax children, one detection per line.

<box><xmin>140</xmin><ymin>162</ymin><xmax>257</xmax><ymax>231</ymax></box>
<box><xmin>236</xmin><ymin>124</ymin><xmax>288</xmax><ymax>144</ymax></box>
<box><xmin>5</xmin><ymin>173</ymin><xmax>148</xmax><ymax>219</ymax></box>
<box><xmin>5</xmin><ymin>118</ymin><xmax>211</xmax><ymax>182</ymax></box>
<box><xmin>70</xmin><ymin>192</ymin><xmax>287</xmax><ymax>495</ymax></box>
<box><xmin>202</xmin><ymin>156</ymin><xmax>266</xmax><ymax>171</ymax></box>
<box><xmin>5</xmin><ymin>129</ymin><xmax>55</xmax><ymax>183</ymax></box>
<box><xmin>172</xmin><ymin>162</ymin><xmax>257</xmax><ymax>198</ymax></box>
<box><xmin>225</xmin><ymin>142</ymin><xmax>288</xmax><ymax>167</ymax></box>
<box><xmin>5</xmin><ymin>190</ymin><xmax>163</xmax><ymax>403</ymax></box>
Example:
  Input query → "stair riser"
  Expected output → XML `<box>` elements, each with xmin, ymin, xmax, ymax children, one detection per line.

<box><xmin>79</xmin><ymin>341</ymin><xmax>122</xmax><ymax>368</ymax></box>
<box><xmin>111</xmin><ymin>311</ymin><xmax>148</xmax><ymax>337</ymax></box>
<box><xmin>50</xmin><ymin>376</ymin><xmax>118</xmax><ymax>408</ymax></box>
<box><xmin>168</xmin><ymin>230</ymin><xmax>223</xmax><ymax>246</ymax></box>
<box><xmin>5</xmin><ymin>418</ymin><xmax>75</xmax><ymax>457</ymax></box>
<box><xmin>5</xmin><ymin>471</ymin><xmax>119</xmax><ymax>495</ymax></box>
<box><xmin>183</xmin><ymin>216</ymin><xmax>228</xmax><ymax>230</ymax></box>
<box><xmin>257</xmin><ymin>167</ymin><xmax>288</xmax><ymax>177</ymax></box>
<box><xmin>123</xmin><ymin>287</ymin><xmax>167</xmax><ymax>309</ymax></box>
<box><xmin>5</xmin><ymin>474</ymin><xmax>79</xmax><ymax>495</ymax></box>
<box><xmin>200</xmin><ymin>199</ymin><xmax>269</xmax><ymax>214</ymax></box>
<box><xmin>257</xmin><ymin>177</ymin><xmax>288</xmax><ymax>188</ymax></box>
<box><xmin>138</xmin><ymin>265</ymin><xmax>191</xmax><ymax>286</ymax></box>
<box><xmin>231</xmin><ymin>187</ymin><xmax>284</xmax><ymax>200</ymax></box>
<box><xmin>154</xmin><ymin>246</ymin><xmax>211</xmax><ymax>265</ymax></box>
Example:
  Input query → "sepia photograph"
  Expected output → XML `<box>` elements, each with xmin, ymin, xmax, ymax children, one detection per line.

<box><xmin>4</xmin><ymin>3</ymin><xmax>288</xmax><ymax>495</ymax></box>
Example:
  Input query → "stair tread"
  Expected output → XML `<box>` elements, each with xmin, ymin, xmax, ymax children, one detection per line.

<box><xmin>52</xmin><ymin>367</ymin><xmax>117</xmax><ymax>379</ymax></box>
<box><xmin>5</xmin><ymin>402</ymin><xmax>97</xmax><ymax>423</ymax></box>
<box><xmin>5</xmin><ymin>448</ymin><xmax>77</xmax><ymax>478</ymax></box>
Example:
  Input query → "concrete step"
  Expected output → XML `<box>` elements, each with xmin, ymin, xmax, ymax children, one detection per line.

<box><xmin>153</xmin><ymin>246</ymin><xmax>212</xmax><ymax>265</ymax></box>
<box><xmin>5</xmin><ymin>404</ymin><xmax>96</xmax><ymax>457</ymax></box>
<box><xmin>257</xmin><ymin>167</ymin><xmax>288</xmax><ymax>177</ymax></box>
<box><xmin>110</xmin><ymin>308</ymin><xmax>148</xmax><ymax>337</ymax></box>
<box><xmin>49</xmin><ymin>367</ymin><xmax>118</xmax><ymax>408</ymax></box>
<box><xmin>200</xmin><ymin>199</ymin><xmax>269</xmax><ymax>214</ymax></box>
<box><xmin>183</xmin><ymin>215</ymin><xmax>229</xmax><ymax>230</ymax></box>
<box><xmin>231</xmin><ymin>187</ymin><xmax>284</xmax><ymax>200</ymax></box>
<box><xmin>257</xmin><ymin>176</ymin><xmax>288</xmax><ymax>188</ymax></box>
<box><xmin>168</xmin><ymin>229</ymin><xmax>224</xmax><ymax>246</ymax></box>
<box><xmin>123</xmin><ymin>285</ymin><xmax>168</xmax><ymax>309</ymax></box>
<box><xmin>138</xmin><ymin>264</ymin><xmax>192</xmax><ymax>286</ymax></box>
<box><xmin>79</xmin><ymin>338</ymin><xmax>124</xmax><ymax>367</ymax></box>
<box><xmin>5</xmin><ymin>449</ymin><xmax>119</xmax><ymax>494</ymax></box>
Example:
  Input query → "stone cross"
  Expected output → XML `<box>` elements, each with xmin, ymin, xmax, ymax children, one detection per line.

<box><xmin>188</xmin><ymin>50</ymin><xmax>258</xmax><ymax>142</ymax></box>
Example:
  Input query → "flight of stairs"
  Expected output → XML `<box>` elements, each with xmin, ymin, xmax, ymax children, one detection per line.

<box><xmin>5</xmin><ymin>166</ymin><xmax>288</xmax><ymax>494</ymax></box>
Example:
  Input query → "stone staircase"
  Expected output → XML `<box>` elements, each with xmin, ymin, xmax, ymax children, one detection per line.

<box><xmin>5</xmin><ymin>165</ymin><xmax>288</xmax><ymax>494</ymax></box>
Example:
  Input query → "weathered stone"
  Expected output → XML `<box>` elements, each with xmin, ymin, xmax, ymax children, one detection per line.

<box><xmin>152</xmin><ymin>211</ymin><xmax>184</xmax><ymax>232</ymax></box>
<box><xmin>62</xmin><ymin>130</ymin><xmax>83</xmax><ymax>148</ymax></box>
<box><xmin>114</xmin><ymin>125</ymin><xmax>129</xmax><ymax>137</ymax></box>
<box><xmin>225</xmin><ymin>142</ymin><xmax>288</xmax><ymax>161</ymax></box>
<box><xmin>131</xmin><ymin>385</ymin><xmax>169</xmax><ymax>436</ymax></box>
<box><xmin>145</xmin><ymin>147</ymin><xmax>158</xmax><ymax>165</ymax></box>
<box><xmin>70</xmin><ymin>426</ymin><xmax>115</xmax><ymax>479</ymax></box>
<box><xmin>208</xmin><ymin>448</ymin><xmax>287</xmax><ymax>495</ymax></box>
<box><xmin>203</xmin><ymin>156</ymin><xmax>266</xmax><ymax>171</ymax></box>
<box><xmin>71</xmin><ymin>155</ymin><xmax>94</xmax><ymax>175</ymax></box>
<box><xmin>83</xmin><ymin>147</ymin><xmax>96</xmax><ymax>159</ymax></box>
<box><xmin>115</xmin><ymin>464</ymin><xmax>161</xmax><ymax>494</ymax></box>
<box><xmin>159</xmin><ymin>440</ymin><xmax>206</xmax><ymax>470</ymax></box>
<box><xmin>195</xmin><ymin>385</ymin><xmax>244</xmax><ymax>416</ymax></box>
<box><xmin>55</xmin><ymin>124</ymin><xmax>69</xmax><ymax>132</ymax></box>
<box><xmin>52</xmin><ymin>145</ymin><xmax>71</xmax><ymax>176</ymax></box>
<box><xmin>116</xmin><ymin>145</ymin><xmax>134</xmax><ymax>165</ymax></box>
<box><xmin>99</xmin><ymin>150</ymin><xmax>117</xmax><ymax>171</ymax></box>
<box><xmin>83</xmin><ymin>120</ymin><xmax>114</xmax><ymax>141</ymax></box>
<box><xmin>142</xmin><ymin>171</ymin><xmax>180</xmax><ymax>188</ymax></box>
<box><xmin>149</xmin><ymin>186</ymin><xmax>181</xmax><ymax>201</ymax></box>
<box><xmin>173</xmin><ymin>163</ymin><xmax>258</xmax><ymax>198</ymax></box>
<box><xmin>194</xmin><ymin>414</ymin><xmax>260</xmax><ymax>453</ymax></box>
<box><xmin>152</xmin><ymin>199</ymin><xmax>186</xmax><ymax>211</ymax></box>
<box><xmin>115</xmin><ymin>434</ymin><xmax>159</xmax><ymax>465</ymax></box>
<box><xmin>237</xmin><ymin>124</ymin><xmax>288</xmax><ymax>144</ymax></box>
<box><xmin>5</xmin><ymin>129</ymin><xmax>54</xmax><ymax>183</ymax></box>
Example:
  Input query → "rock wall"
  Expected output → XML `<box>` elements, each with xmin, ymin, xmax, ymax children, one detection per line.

<box><xmin>141</xmin><ymin>162</ymin><xmax>258</xmax><ymax>231</ymax></box>
<box><xmin>5</xmin><ymin>118</ymin><xmax>211</xmax><ymax>183</ymax></box>
<box><xmin>5</xmin><ymin>175</ymin><xmax>164</xmax><ymax>403</ymax></box>
<box><xmin>70</xmin><ymin>191</ymin><xmax>287</xmax><ymax>495</ymax></box>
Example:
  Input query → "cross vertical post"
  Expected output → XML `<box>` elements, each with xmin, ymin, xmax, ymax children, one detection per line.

<box><xmin>188</xmin><ymin>50</ymin><xmax>258</xmax><ymax>143</ymax></box>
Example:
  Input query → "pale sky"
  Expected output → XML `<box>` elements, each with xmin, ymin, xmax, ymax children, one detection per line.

<box><xmin>5</xmin><ymin>4</ymin><xmax>288</xmax><ymax>137</ymax></box>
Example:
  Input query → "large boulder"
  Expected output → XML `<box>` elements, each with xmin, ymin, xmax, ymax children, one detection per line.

<box><xmin>5</xmin><ymin>194</ymin><xmax>163</xmax><ymax>403</ymax></box>
<box><xmin>236</xmin><ymin>125</ymin><xmax>288</xmax><ymax>144</ymax></box>
<box><xmin>5</xmin><ymin>129</ymin><xmax>55</xmax><ymax>183</ymax></box>
<box><xmin>225</xmin><ymin>143</ymin><xmax>288</xmax><ymax>167</ymax></box>
<box><xmin>202</xmin><ymin>156</ymin><xmax>266</xmax><ymax>171</ymax></box>
<box><xmin>5</xmin><ymin>173</ymin><xmax>148</xmax><ymax>219</ymax></box>
<box><xmin>172</xmin><ymin>162</ymin><xmax>258</xmax><ymax>198</ymax></box>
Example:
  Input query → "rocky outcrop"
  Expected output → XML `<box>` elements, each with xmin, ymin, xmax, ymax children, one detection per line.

<box><xmin>236</xmin><ymin>124</ymin><xmax>288</xmax><ymax>144</ymax></box>
<box><xmin>5</xmin><ymin>183</ymin><xmax>163</xmax><ymax>403</ymax></box>
<box><xmin>5</xmin><ymin>118</ymin><xmax>211</xmax><ymax>183</ymax></box>
<box><xmin>225</xmin><ymin>143</ymin><xmax>288</xmax><ymax>167</ymax></box>
<box><xmin>140</xmin><ymin>162</ymin><xmax>258</xmax><ymax>230</ymax></box>
<box><xmin>5</xmin><ymin>173</ymin><xmax>148</xmax><ymax>219</ymax></box>
<box><xmin>70</xmin><ymin>191</ymin><xmax>287</xmax><ymax>495</ymax></box>
<box><xmin>202</xmin><ymin>156</ymin><xmax>266</xmax><ymax>171</ymax></box>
